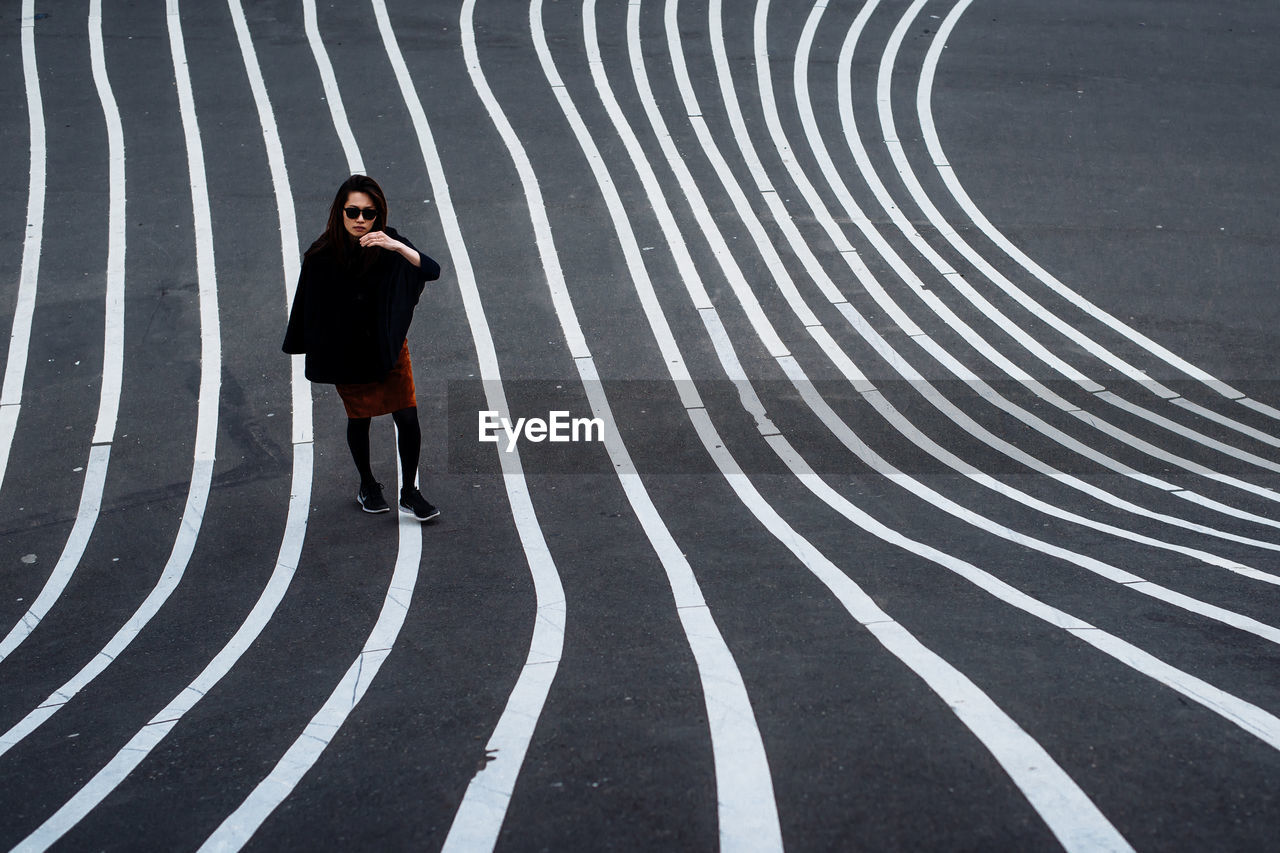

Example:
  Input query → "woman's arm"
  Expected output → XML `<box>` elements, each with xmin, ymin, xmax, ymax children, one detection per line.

<box><xmin>360</xmin><ymin>230</ymin><xmax>419</xmax><ymax>266</ymax></box>
<box><xmin>360</xmin><ymin>229</ymin><xmax>441</xmax><ymax>281</ymax></box>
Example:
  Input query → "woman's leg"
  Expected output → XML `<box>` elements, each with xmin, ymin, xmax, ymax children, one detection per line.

<box><xmin>346</xmin><ymin>417</ymin><xmax>376</xmax><ymax>487</ymax></box>
<box><xmin>391</xmin><ymin>406</ymin><xmax>421</xmax><ymax>490</ymax></box>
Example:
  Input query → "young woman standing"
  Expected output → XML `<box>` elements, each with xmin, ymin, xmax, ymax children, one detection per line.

<box><xmin>284</xmin><ymin>175</ymin><xmax>442</xmax><ymax>520</ymax></box>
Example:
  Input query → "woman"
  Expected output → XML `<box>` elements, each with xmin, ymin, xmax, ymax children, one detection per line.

<box><xmin>283</xmin><ymin>175</ymin><xmax>442</xmax><ymax>521</ymax></box>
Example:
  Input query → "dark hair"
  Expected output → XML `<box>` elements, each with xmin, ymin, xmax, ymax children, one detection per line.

<box><xmin>304</xmin><ymin>174</ymin><xmax>389</xmax><ymax>267</ymax></box>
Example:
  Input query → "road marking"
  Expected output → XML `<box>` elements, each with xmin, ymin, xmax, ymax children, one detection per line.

<box><xmin>200</xmin><ymin>450</ymin><xmax>418</xmax><ymax>853</ymax></box>
<box><xmin>773</xmin><ymin>0</ymin><xmax>1280</xmax><ymax>554</ymax></box>
<box><xmin>876</xmin><ymin>0</ymin><xmax>1280</xmax><ymax>460</ymax></box>
<box><xmin>443</xmin><ymin>3</ymin><xmax>783</xmax><ymax>850</ymax></box>
<box><xmin>9</xmin><ymin>0</ymin><xmax>319</xmax><ymax>842</ymax></box>
<box><xmin>571</xmin><ymin>1</ymin><xmax>1129</xmax><ymax>847</ymax></box>
<box><xmin>767</xmin><ymin>0</ymin><xmax>1280</xmax><ymax>513</ymax></box>
<box><xmin>920</xmin><ymin>0</ymin><xmax>1280</xmax><ymax>422</ymax></box>
<box><xmin>669</xmin><ymin>0</ymin><xmax>1280</xmax><ymax>623</ymax></box>
<box><xmin>0</xmin><ymin>0</ymin><xmax>47</xmax><ymax>493</ymax></box>
<box><xmin>90</xmin><ymin>0</ymin><xmax>126</xmax><ymax>448</ymax></box>
<box><xmin>631</xmin><ymin>0</ymin><xmax>1280</xmax><ymax>831</ymax></box>
<box><xmin>0</xmin><ymin>445</ymin><xmax>109</xmax><ymax>668</ymax></box>
<box><xmin>302</xmin><ymin>0</ymin><xmax>363</xmax><ymax>176</ymax></box>
<box><xmin>0</xmin><ymin>0</ymin><xmax>127</xmax><ymax>693</ymax></box>
<box><xmin>364</xmin><ymin>1</ymin><xmax>572</xmax><ymax>849</ymax></box>
<box><xmin>0</xmin><ymin>0</ymin><xmax>222</xmax><ymax>671</ymax></box>
<box><xmin>708</xmin><ymin>0</ymin><xmax>1280</xmax><ymax>571</ymax></box>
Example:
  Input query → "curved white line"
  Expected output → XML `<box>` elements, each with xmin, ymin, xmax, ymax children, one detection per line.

<box><xmin>302</xmin><ymin>0</ymin><xmax>363</xmax><ymax>176</ymax></box>
<box><xmin>364</xmin><ymin>1</ymin><xmax>568</xmax><ymax>848</ymax></box>
<box><xmin>91</xmin><ymin>0</ymin><xmax>125</xmax><ymax>447</ymax></box>
<box><xmin>9</xmin><ymin>0</ymin><xmax>316</xmax><ymax>843</ymax></box>
<box><xmin>637</xmin><ymin>0</ymin><xmax>1280</xmax><ymax>769</ymax></box>
<box><xmin>840</xmin><ymin>0</ymin><xmax>1280</xmax><ymax>477</ymax></box>
<box><xmin>443</xmin><ymin>2</ymin><xmax>784</xmax><ymax>849</ymax></box>
<box><xmin>659</xmin><ymin>0</ymin><xmax>1280</xmax><ymax>639</ymax></box>
<box><xmin>561</xmin><ymin>3</ymin><xmax>1133</xmax><ymax>847</ymax></box>
<box><xmin>919</xmin><ymin>0</ymin><xmax>1280</xmax><ymax>422</ymax></box>
<box><xmin>761</xmin><ymin>0</ymin><xmax>1280</xmax><ymax>559</ymax></box>
<box><xmin>782</xmin><ymin>0</ymin><xmax>1280</xmax><ymax>511</ymax></box>
<box><xmin>700</xmin><ymin>0</ymin><xmax>1280</xmax><ymax>583</ymax></box>
<box><xmin>199</xmin><ymin>452</ymin><xmax>416</xmax><ymax>853</ymax></box>
<box><xmin>773</xmin><ymin>3</ymin><xmax>1280</xmax><ymax>539</ymax></box>
<box><xmin>806</xmin><ymin>5</ymin><xmax>1280</xmax><ymax>548</ymax></box>
<box><xmin>13</xmin><ymin>452</ymin><xmax>312</xmax><ymax>853</ymax></box>
<box><xmin>0</xmin><ymin>0</ymin><xmax>123</xmax><ymax>673</ymax></box>
<box><xmin>875</xmin><ymin>0</ymin><xmax>1280</xmax><ymax>463</ymax></box>
<box><xmin>670</xmin><ymin>0</ymin><xmax>1280</xmax><ymax>753</ymax></box>
<box><xmin>778</xmin><ymin>0</ymin><xmax>1280</xmax><ymax>548</ymax></box>
<box><xmin>198</xmin><ymin>0</ymin><xmax>414</xmax><ymax>840</ymax></box>
<box><xmin>199</xmin><ymin>0</ymin><xmax>569</xmax><ymax>847</ymax></box>
<box><xmin>0</xmin><ymin>0</ymin><xmax>47</xmax><ymax>491</ymax></box>
<box><xmin>0</xmin><ymin>0</ymin><xmax>221</xmax><ymax>668</ymax></box>
<box><xmin>0</xmin><ymin>0</ymin><xmax>59</xmax><ymax>658</ymax></box>
<box><xmin>0</xmin><ymin>446</ymin><xmax>109</xmax><ymax>665</ymax></box>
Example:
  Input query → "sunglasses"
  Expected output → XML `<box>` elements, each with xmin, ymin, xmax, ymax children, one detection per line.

<box><xmin>343</xmin><ymin>206</ymin><xmax>378</xmax><ymax>221</ymax></box>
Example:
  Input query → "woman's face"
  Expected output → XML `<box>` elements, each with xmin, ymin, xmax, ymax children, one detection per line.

<box><xmin>342</xmin><ymin>191</ymin><xmax>379</xmax><ymax>238</ymax></box>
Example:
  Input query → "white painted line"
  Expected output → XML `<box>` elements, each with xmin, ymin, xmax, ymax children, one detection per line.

<box><xmin>877</xmin><ymin>0</ymin><xmax>1280</xmax><ymax>462</ymax></box>
<box><xmin>1095</xmin><ymin>390</ymin><xmax>1280</xmax><ymax>474</ymax></box>
<box><xmin>920</xmin><ymin>0</ymin><xmax>1280</xmax><ymax>422</ymax></box>
<box><xmin>621</xmin><ymin>2</ymin><xmax>1278</xmax><ymax>845</ymax></box>
<box><xmin>1126</xmin><ymin>582</ymin><xmax>1280</xmax><ymax>643</ymax></box>
<box><xmin>1066</xmin><ymin>406</ymin><xmax>1280</xmax><ymax>505</ymax></box>
<box><xmin>198</xmin><ymin>447</ymin><xmax>419</xmax><ymax>853</ymax></box>
<box><xmin>768</xmin><ymin>0</ymin><xmax>1280</xmax><ymax>519</ymax></box>
<box><xmin>444</xmin><ymin>3</ymin><xmax>783</xmax><ymax>849</ymax></box>
<box><xmin>756</xmin><ymin>2</ymin><xmax>1280</xmax><ymax>553</ymax></box>
<box><xmin>706</xmin><ymin>403</ymin><xmax>1134</xmax><ymax>853</ymax></box>
<box><xmin>770</xmin><ymin>429</ymin><xmax>1280</xmax><ymax>748</ymax></box>
<box><xmin>1067</xmin><ymin>628</ymin><xmax>1280</xmax><ymax>747</ymax></box>
<box><xmin>2</xmin><ymin>446</ymin><xmax>214</xmax><ymax>746</ymax></box>
<box><xmin>596</xmin><ymin>2</ymin><xmax>1127</xmax><ymax>847</ymax></box>
<box><xmin>12</xmin><ymin>445</ymin><xmax>311</xmax><ymax>853</ymax></box>
<box><xmin>67</xmin><ymin>0</ymin><xmax>226</xmax><ymax>657</ymax></box>
<box><xmin>679</xmin><ymin>0</ymin><xmax>1280</xmax><ymax>605</ymax></box>
<box><xmin>650</xmin><ymin>0</ymin><xmax>1280</xmax><ymax>810</ymax></box>
<box><xmin>707</xmin><ymin>0</ymin><xmax>1280</xmax><ymax>568</ymax></box>
<box><xmin>1240</xmin><ymin>397</ymin><xmax>1280</xmax><ymax>422</ymax></box>
<box><xmin>1168</xmin><ymin>396</ymin><xmax>1280</xmax><ymax>450</ymax></box>
<box><xmin>89</xmin><ymin>2</ymin><xmax>126</xmax><ymax>447</ymax></box>
<box><xmin>0</xmin><ymin>0</ymin><xmax>129</xmax><ymax>665</ymax></box>
<box><xmin>864</xmin><ymin>619</ymin><xmax>1132</xmax><ymax>853</ymax></box>
<box><xmin>0</xmin><ymin>404</ymin><xmax>18</xmax><ymax>494</ymax></box>
<box><xmin>11</xmin><ymin>0</ymin><xmax>308</xmax><ymax>844</ymax></box>
<box><xmin>370</xmin><ymin>3</ymin><xmax>567</xmax><ymax>851</ymax></box>
<box><xmin>302</xmin><ymin>0</ymin><xmax>363</xmax><ymax>175</ymax></box>
<box><xmin>1173</xmin><ymin>490</ymin><xmax>1280</xmax><ymax>538</ymax></box>
<box><xmin>0</xmin><ymin>0</ymin><xmax>47</xmax><ymax>492</ymax></box>
<box><xmin>0</xmin><ymin>444</ymin><xmax>109</xmax><ymax>666</ymax></box>
<box><xmin>2</xmin><ymin>0</ymin><xmax>222</xmax><ymax>755</ymax></box>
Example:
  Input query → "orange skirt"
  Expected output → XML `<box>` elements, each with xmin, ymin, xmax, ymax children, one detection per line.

<box><xmin>335</xmin><ymin>341</ymin><xmax>416</xmax><ymax>418</ymax></box>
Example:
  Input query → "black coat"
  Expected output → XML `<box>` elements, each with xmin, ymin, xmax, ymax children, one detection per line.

<box><xmin>282</xmin><ymin>227</ymin><xmax>441</xmax><ymax>384</ymax></box>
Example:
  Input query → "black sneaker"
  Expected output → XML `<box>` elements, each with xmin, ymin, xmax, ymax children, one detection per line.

<box><xmin>357</xmin><ymin>482</ymin><xmax>390</xmax><ymax>513</ymax></box>
<box><xmin>399</xmin><ymin>487</ymin><xmax>440</xmax><ymax>522</ymax></box>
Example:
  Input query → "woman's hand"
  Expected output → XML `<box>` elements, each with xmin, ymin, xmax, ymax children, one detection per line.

<box><xmin>359</xmin><ymin>230</ymin><xmax>403</xmax><ymax>252</ymax></box>
<box><xmin>359</xmin><ymin>230</ymin><xmax>421</xmax><ymax>267</ymax></box>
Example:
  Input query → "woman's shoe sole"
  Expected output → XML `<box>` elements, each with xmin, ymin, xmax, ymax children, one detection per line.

<box><xmin>399</xmin><ymin>505</ymin><xmax>440</xmax><ymax>522</ymax></box>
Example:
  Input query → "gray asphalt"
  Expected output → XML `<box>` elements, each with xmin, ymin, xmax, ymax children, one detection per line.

<box><xmin>0</xmin><ymin>0</ymin><xmax>1277</xmax><ymax>850</ymax></box>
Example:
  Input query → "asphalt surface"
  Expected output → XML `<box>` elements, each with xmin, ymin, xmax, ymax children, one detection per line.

<box><xmin>0</xmin><ymin>0</ymin><xmax>1278</xmax><ymax>851</ymax></box>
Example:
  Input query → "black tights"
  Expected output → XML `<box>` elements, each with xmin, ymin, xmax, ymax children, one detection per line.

<box><xmin>346</xmin><ymin>406</ymin><xmax>421</xmax><ymax>492</ymax></box>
